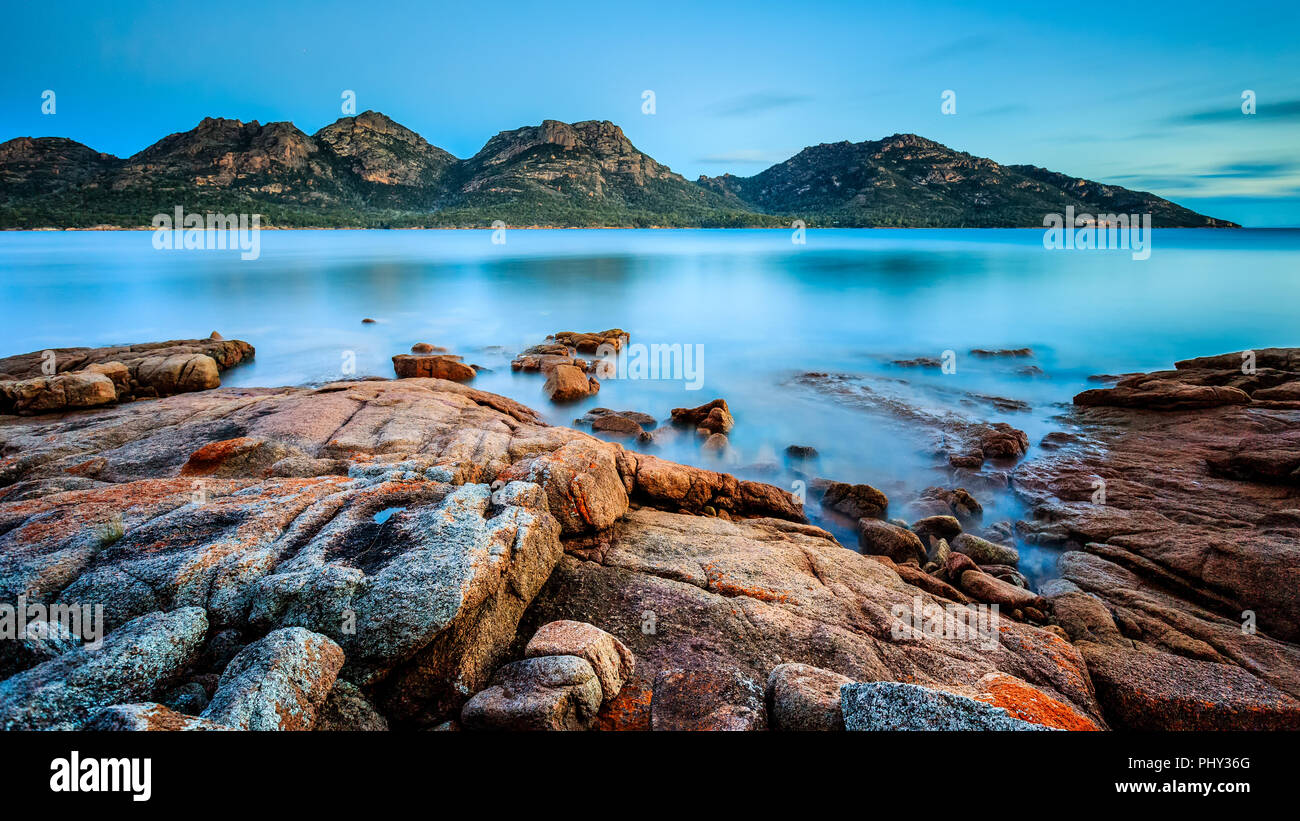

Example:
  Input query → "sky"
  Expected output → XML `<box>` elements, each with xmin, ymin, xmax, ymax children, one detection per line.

<box><xmin>3</xmin><ymin>0</ymin><xmax>1298</xmax><ymax>225</ymax></box>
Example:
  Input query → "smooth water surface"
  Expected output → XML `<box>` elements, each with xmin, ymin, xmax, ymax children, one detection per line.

<box><xmin>4</xmin><ymin>228</ymin><xmax>1297</xmax><ymax>582</ymax></box>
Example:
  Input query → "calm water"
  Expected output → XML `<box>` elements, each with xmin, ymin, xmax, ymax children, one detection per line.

<box><xmin>3</xmin><ymin>228</ymin><xmax>1298</xmax><ymax>583</ymax></box>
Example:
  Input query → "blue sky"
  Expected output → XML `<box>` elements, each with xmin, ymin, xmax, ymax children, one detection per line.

<box><xmin>3</xmin><ymin>0</ymin><xmax>1298</xmax><ymax>225</ymax></box>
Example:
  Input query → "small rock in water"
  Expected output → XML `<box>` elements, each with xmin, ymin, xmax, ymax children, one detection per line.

<box><xmin>543</xmin><ymin>363</ymin><xmax>600</xmax><ymax>402</ymax></box>
<box><xmin>392</xmin><ymin>353</ymin><xmax>476</xmax><ymax>381</ymax></box>
<box><xmin>361</xmin><ymin>317</ymin><xmax>376</xmax><ymax>324</ymax></box>
<box><xmin>785</xmin><ymin>444</ymin><xmax>819</xmax><ymax>460</ymax></box>
<box><xmin>911</xmin><ymin>514</ymin><xmax>961</xmax><ymax>545</ymax></box>
<box><xmin>701</xmin><ymin>432</ymin><xmax>730</xmax><ymax>454</ymax></box>
<box><xmin>858</xmin><ymin>519</ymin><xmax>926</xmax><ymax>565</ymax></box>
<box><xmin>822</xmin><ymin>481</ymin><xmax>889</xmax><ymax>519</ymax></box>
<box><xmin>671</xmin><ymin>398</ymin><xmax>734</xmax><ymax>434</ymax></box>
<box><xmin>951</xmin><ymin>532</ymin><xmax>1019</xmax><ymax>566</ymax></box>
<box><xmin>970</xmin><ymin>347</ymin><xmax>1033</xmax><ymax>358</ymax></box>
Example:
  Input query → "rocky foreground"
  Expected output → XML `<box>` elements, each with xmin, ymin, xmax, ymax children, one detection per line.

<box><xmin>0</xmin><ymin>341</ymin><xmax>1295</xmax><ymax>731</ymax></box>
<box><xmin>1017</xmin><ymin>349</ymin><xmax>1300</xmax><ymax>730</ymax></box>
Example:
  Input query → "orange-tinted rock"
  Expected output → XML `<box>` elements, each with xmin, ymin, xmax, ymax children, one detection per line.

<box><xmin>392</xmin><ymin>353</ymin><xmax>476</xmax><ymax>381</ymax></box>
<box><xmin>543</xmin><ymin>364</ymin><xmax>599</xmax><ymax>401</ymax></box>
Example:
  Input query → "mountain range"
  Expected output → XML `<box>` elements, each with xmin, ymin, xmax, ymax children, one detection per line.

<box><xmin>0</xmin><ymin>111</ymin><xmax>1235</xmax><ymax>228</ymax></box>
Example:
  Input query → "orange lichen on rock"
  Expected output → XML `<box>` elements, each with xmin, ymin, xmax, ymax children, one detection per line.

<box><xmin>974</xmin><ymin>673</ymin><xmax>1102</xmax><ymax>731</ymax></box>
<box><xmin>594</xmin><ymin>678</ymin><xmax>653</xmax><ymax>731</ymax></box>
<box><xmin>179</xmin><ymin>436</ymin><xmax>263</xmax><ymax>476</ymax></box>
<box><xmin>701</xmin><ymin>561</ymin><xmax>791</xmax><ymax>604</ymax></box>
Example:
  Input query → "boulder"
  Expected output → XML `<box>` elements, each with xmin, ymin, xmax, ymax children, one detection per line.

<box><xmin>0</xmin><ymin>337</ymin><xmax>253</xmax><ymax>405</ymax></box>
<box><xmin>524</xmin><ymin>620</ymin><xmax>634</xmax><ymax>703</ymax></box>
<box><xmin>0</xmin><ymin>607</ymin><xmax>208</xmax><ymax>730</ymax></box>
<box><xmin>135</xmin><ymin>353</ymin><xmax>221</xmax><ymax>394</ymax></box>
<box><xmin>821</xmin><ymin>481</ymin><xmax>889</xmax><ymax>519</ymax></box>
<box><xmin>911</xmin><ymin>515</ymin><xmax>961</xmax><ymax>545</ymax></box>
<box><xmin>517</xmin><ymin>508</ymin><xmax>1102</xmax><ymax>726</ymax></box>
<box><xmin>392</xmin><ymin>353</ymin><xmax>476</xmax><ymax>381</ymax></box>
<box><xmin>460</xmin><ymin>655</ymin><xmax>603</xmax><ymax>731</ymax></box>
<box><xmin>858</xmin><ymin>518</ymin><xmax>926</xmax><ymax>564</ymax></box>
<box><xmin>841</xmin><ymin>682</ymin><xmax>1053</xmax><ymax>731</ymax></box>
<box><xmin>0</xmin><ymin>371</ymin><xmax>117</xmax><ymax>414</ymax></box>
<box><xmin>951</xmin><ymin>532</ymin><xmax>1019</xmax><ymax>566</ymax></box>
<box><xmin>766</xmin><ymin>663</ymin><xmax>853</xmax><ymax>731</ymax></box>
<box><xmin>617</xmin><ymin>451</ymin><xmax>805</xmax><ymax>521</ymax></box>
<box><xmin>543</xmin><ymin>364</ymin><xmax>599</xmax><ymax>402</ymax></box>
<box><xmin>315</xmin><ymin>680</ymin><xmax>390</xmax><ymax>731</ymax></box>
<box><xmin>549</xmin><ymin>329</ymin><xmax>628</xmax><ymax>353</ymax></box>
<box><xmin>650</xmin><ymin>667</ymin><xmax>767</xmax><ymax>731</ymax></box>
<box><xmin>959</xmin><ymin>570</ymin><xmax>1044</xmax><ymax>610</ymax></box>
<box><xmin>591</xmin><ymin>414</ymin><xmax>644</xmax><ymax>435</ymax></box>
<box><xmin>1081</xmin><ymin>643</ymin><xmax>1300</xmax><ymax>730</ymax></box>
<box><xmin>84</xmin><ymin>703</ymin><xmax>228</xmax><ymax>731</ymax></box>
<box><xmin>916</xmin><ymin>486</ymin><xmax>983</xmax><ymax>523</ymax></box>
<box><xmin>670</xmin><ymin>398</ymin><xmax>734</xmax><ymax>434</ymax></box>
<box><xmin>498</xmin><ymin>440</ymin><xmax>629</xmax><ymax>534</ymax></box>
<box><xmin>200</xmin><ymin>627</ymin><xmax>344</xmax><ymax>731</ymax></box>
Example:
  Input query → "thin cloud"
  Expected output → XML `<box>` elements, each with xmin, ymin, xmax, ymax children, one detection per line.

<box><xmin>711</xmin><ymin>92</ymin><xmax>812</xmax><ymax>117</ymax></box>
<box><xmin>1196</xmin><ymin>159</ymin><xmax>1300</xmax><ymax>178</ymax></box>
<box><xmin>1174</xmin><ymin>98</ymin><xmax>1300</xmax><ymax>123</ymax></box>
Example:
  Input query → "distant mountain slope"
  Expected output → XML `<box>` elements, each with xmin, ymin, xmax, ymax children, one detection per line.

<box><xmin>437</xmin><ymin>120</ymin><xmax>772</xmax><ymax>226</ymax></box>
<box><xmin>697</xmin><ymin>134</ymin><xmax>1235</xmax><ymax>228</ymax></box>
<box><xmin>0</xmin><ymin>137</ymin><xmax>123</xmax><ymax>199</ymax></box>
<box><xmin>0</xmin><ymin>117</ymin><xmax>1234</xmax><ymax>228</ymax></box>
<box><xmin>313</xmin><ymin>111</ymin><xmax>457</xmax><ymax>210</ymax></box>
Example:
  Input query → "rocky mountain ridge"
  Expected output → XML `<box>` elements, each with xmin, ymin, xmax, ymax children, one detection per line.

<box><xmin>0</xmin><ymin>113</ymin><xmax>1235</xmax><ymax>228</ymax></box>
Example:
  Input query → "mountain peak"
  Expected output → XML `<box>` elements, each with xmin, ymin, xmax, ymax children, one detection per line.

<box><xmin>0</xmin><ymin>116</ymin><xmax>1234</xmax><ymax>228</ymax></box>
<box><xmin>314</xmin><ymin>110</ymin><xmax>456</xmax><ymax>191</ymax></box>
